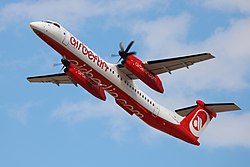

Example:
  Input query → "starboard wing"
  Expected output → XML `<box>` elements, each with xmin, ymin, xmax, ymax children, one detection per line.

<box><xmin>117</xmin><ymin>53</ymin><xmax>215</xmax><ymax>79</ymax></box>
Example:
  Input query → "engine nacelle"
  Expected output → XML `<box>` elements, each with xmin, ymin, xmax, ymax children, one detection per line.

<box><xmin>64</xmin><ymin>62</ymin><xmax>106</xmax><ymax>101</ymax></box>
<box><xmin>124</xmin><ymin>55</ymin><xmax>164</xmax><ymax>93</ymax></box>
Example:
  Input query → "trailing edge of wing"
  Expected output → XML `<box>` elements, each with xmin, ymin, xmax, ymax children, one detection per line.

<box><xmin>175</xmin><ymin>103</ymin><xmax>241</xmax><ymax>117</ymax></box>
<box><xmin>117</xmin><ymin>53</ymin><xmax>215</xmax><ymax>79</ymax></box>
<box><xmin>27</xmin><ymin>73</ymin><xmax>76</xmax><ymax>86</ymax></box>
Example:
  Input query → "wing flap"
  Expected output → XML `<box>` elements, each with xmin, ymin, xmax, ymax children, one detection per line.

<box><xmin>27</xmin><ymin>73</ymin><xmax>76</xmax><ymax>86</ymax></box>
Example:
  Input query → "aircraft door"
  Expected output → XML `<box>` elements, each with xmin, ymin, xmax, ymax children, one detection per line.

<box><xmin>153</xmin><ymin>105</ymin><xmax>160</xmax><ymax>117</ymax></box>
<box><xmin>62</xmin><ymin>30</ymin><xmax>70</xmax><ymax>46</ymax></box>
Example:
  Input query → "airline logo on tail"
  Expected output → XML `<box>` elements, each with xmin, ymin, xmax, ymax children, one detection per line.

<box><xmin>189</xmin><ymin>109</ymin><xmax>210</xmax><ymax>137</ymax></box>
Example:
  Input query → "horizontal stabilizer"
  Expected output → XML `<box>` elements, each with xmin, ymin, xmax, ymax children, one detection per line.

<box><xmin>176</xmin><ymin>102</ymin><xmax>241</xmax><ymax>117</ymax></box>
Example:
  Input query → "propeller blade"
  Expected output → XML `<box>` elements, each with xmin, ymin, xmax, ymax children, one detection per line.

<box><xmin>111</xmin><ymin>54</ymin><xmax>119</xmax><ymax>57</ymax></box>
<box><xmin>125</xmin><ymin>41</ymin><xmax>134</xmax><ymax>52</ymax></box>
<box><xmin>127</xmin><ymin>51</ymin><xmax>136</xmax><ymax>55</ymax></box>
<box><xmin>112</xmin><ymin>40</ymin><xmax>136</xmax><ymax>63</ymax></box>
<box><xmin>53</xmin><ymin>63</ymin><xmax>62</xmax><ymax>67</ymax></box>
<box><xmin>119</xmin><ymin>42</ymin><xmax>124</xmax><ymax>52</ymax></box>
<box><xmin>117</xmin><ymin>57</ymin><xmax>122</xmax><ymax>64</ymax></box>
<box><xmin>60</xmin><ymin>66</ymin><xmax>65</xmax><ymax>72</ymax></box>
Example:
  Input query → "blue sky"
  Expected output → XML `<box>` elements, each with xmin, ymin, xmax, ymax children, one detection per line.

<box><xmin>0</xmin><ymin>0</ymin><xmax>250</xmax><ymax>166</ymax></box>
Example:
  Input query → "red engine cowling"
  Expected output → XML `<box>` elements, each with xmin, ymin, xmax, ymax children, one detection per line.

<box><xmin>124</xmin><ymin>55</ymin><xmax>164</xmax><ymax>93</ymax></box>
<box><xmin>64</xmin><ymin>62</ymin><xmax>106</xmax><ymax>101</ymax></box>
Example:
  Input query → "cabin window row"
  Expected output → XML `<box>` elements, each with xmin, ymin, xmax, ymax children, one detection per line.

<box><xmin>109</xmin><ymin>68</ymin><xmax>154</xmax><ymax>107</ymax></box>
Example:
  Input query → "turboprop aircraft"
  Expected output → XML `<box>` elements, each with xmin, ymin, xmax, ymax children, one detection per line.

<box><xmin>27</xmin><ymin>20</ymin><xmax>240</xmax><ymax>146</ymax></box>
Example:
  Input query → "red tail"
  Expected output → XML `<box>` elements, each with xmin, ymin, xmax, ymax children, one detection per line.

<box><xmin>181</xmin><ymin>100</ymin><xmax>216</xmax><ymax>139</ymax></box>
<box><xmin>177</xmin><ymin>100</ymin><xmax>240</xmax><ymax>145</ymax></box>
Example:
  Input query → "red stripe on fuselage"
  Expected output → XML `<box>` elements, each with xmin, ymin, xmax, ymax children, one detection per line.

<box><xmin>34</xmin><ymin>30</ymin><xmax>199</xmax><ymax>145</ymax></box>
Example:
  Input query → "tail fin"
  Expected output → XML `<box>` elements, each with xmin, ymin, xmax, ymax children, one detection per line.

<box><xmin>176</xmin><ymin>100</ymin><xmax>240</xmax><ymax>144</ymax></box>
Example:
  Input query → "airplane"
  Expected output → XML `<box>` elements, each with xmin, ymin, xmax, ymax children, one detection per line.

<box><xmin>27</xmin><ymin>20</ymin><xmax>240</xmax><ymax>146</ymax></box>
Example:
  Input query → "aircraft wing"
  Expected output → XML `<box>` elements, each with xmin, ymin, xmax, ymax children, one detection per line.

<box><xmin>27</xmin><ymin>73</ymin><xmax>77</xmax><ymax>86</ymax></box>
<box><xmin>117</xmin><ymin>53</ymin><xmax>215</xmax><ymax>79</ymax></box>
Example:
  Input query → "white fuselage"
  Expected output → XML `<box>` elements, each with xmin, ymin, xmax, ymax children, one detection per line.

<box><xmin>30</xmin><ymin>21</ymin><xmax>184</xmax><ymax>125</ymax></box>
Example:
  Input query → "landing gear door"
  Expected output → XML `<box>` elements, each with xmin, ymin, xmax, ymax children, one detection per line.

<box><xmin>62</xmin><ymin>30</ymin><xmax>70</xmax><ymax>46</ymax></box>
<box><xmin>153</xmin><ymin>105</ymin><xmax>160</xmax><ymax>117</ymax></box>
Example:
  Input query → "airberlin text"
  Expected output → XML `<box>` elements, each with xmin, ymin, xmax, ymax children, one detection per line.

<box><xmin>70</xmin><ymin>36</ymin><xmax>109</xmax><ymax>72</ymax></box>
<box><xmin>68</xmin><ymin>59</ymin><xmax>144</xmax><ymax>118</ymax></box>
<box><xmin>134</xmin><ymin>62</ymin><xmax>156</xmax><ymax>81</ymax></box>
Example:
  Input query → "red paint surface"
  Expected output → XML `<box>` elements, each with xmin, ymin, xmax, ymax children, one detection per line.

<box><xmin>124</xmin><ymin>55</ymin><xmax>164</xmax><ymax>93</ymax></box>
<box><xmin>64</xmin><ymin>62</ymin><xmax>106</xmax><ymax>101</ymax></box>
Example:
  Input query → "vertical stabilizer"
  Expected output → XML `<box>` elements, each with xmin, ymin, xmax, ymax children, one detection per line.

<box><xmin>180</xmin><ymin>100</ymin><xmax>217</xmax><ymax>138</ymax></box>
<box><xmin>176</xmin><ymin>100</ymin><xmax>240</xmax><ymax>145</ymax></box>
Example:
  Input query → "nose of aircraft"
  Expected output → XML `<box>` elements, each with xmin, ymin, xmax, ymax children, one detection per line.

<box><xmin>30</xmin><ymin>21</ymin><xmax>43</xmax><ymax>32</ymax></box>
<box><xmin>30</xmin><ymin>22</ymin><xmax>37</xmax><ymax>29</ymax></box>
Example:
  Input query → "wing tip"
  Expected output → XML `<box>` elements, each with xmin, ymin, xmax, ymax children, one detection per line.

<box><xmin>230</xmin><ymin>103</ymin><xmax>241</xmax><ymax>111</ymax></box>
<box><xmin>26</xmin><ymin>76</ymin><xmax>35</xmax><ymax>83</ymax></box>
<box><xmin>206</xmin><ymin>52</ymin><xmax>216</xmax><ymax>59</ymax></box>
<box><xmin>200</xmin><ymin>52</ymin><xmax>215</xmax><ymax>59</ymax></box>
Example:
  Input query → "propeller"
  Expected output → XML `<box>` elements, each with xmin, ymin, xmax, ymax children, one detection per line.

<box><xmin>61</xmin><ymin>59</ymin><xmax>70</xmax><ymax>67</ymax></box>
<box><xmin>61</xmin><ymin>59</ymin><xmax>70</xmax><ymax>72</ymax></box>
<box><xmin>52</xmin><ymin>59</ymin><xmax>70</xmax><ymax>72</ymax></box>
<box><xmin>112</xmin><ymin>41</ymin><xmax>136</xmax><ymax>64</ymax></box>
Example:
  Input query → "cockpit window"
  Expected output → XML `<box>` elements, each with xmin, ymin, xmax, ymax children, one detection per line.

<box><xmin>42</xmin><ymin>20</ymin><xmax>60</xmax><ymax>28</ymax></box>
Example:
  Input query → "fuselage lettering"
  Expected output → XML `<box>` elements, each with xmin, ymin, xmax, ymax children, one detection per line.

<box><xmin>67</xmin><ymin>58</ymin><xmax>144</xmax><ymax>119</ymax></box>
<box><xmin>70</xmin><ymin>36</ymin><xmax>109</xmax><ymax>72</ymax></box>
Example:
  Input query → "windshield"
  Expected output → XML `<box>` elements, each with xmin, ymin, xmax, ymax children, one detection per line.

<box><xmin>42</xmin><ymin>20</ymin><xmax>60</xmax><ymax>28</ymax></box>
